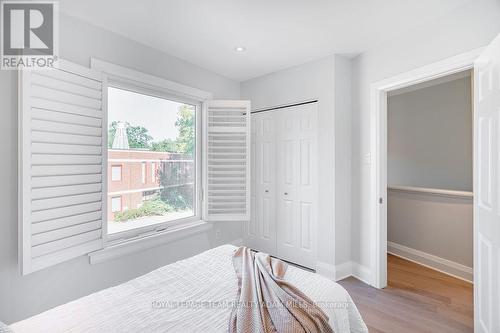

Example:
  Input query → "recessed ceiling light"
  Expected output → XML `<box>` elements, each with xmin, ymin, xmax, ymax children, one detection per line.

<box><xmin>234</xmin><ymin>46</ymin><xmax>246</xmax><ymax>53</ymax></box>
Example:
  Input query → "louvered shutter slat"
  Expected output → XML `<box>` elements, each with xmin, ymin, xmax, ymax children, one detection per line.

<box><xmin>31</xmin><ymin>211</ymin><xmax>102</xmax><ymax>234</ymax></box>
<box><xmin>31</xmin><ymin>174</ymin><xmax>102</xmax><ymax>188</ymax></box>
<box><xmin>203</xmin><ymin>100</ymin><xmax>251</xmax><ymax>221</ymax></box>
<box><xmin>20</xmin><ymin>60</ymin><xmax>105</xmax><ymax>275</ymax></box>
<box><xmin>31</xmin><ymin>154</ymin><xmax>102</xmax><ymax>165</ymax></box>
<box><xmin>31</xmin><ymin>98</ymin><xmax>102</xmax><ymax>118</ymax></box>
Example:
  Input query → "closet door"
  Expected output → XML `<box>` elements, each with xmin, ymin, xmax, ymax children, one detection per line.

<box><xmin>245</xmin><ymin>112</ymin><xmax>277</xmax><ymax>255</ymax></box>
<box><xmin>276</xmin><ymin>103</ymin><xmax>318</xmax><ymax>269</ymax></box>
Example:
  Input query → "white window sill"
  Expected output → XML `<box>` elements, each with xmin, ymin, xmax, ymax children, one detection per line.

<box><xmin>89</xmin><ymin>221</ymin><xmax>212</xmax><ymax>265</ymax></box>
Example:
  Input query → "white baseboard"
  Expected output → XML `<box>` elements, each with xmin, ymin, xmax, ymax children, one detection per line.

<box><xmin>334</xmin><ymin>261</ymin><xmax>353</xmax><ymax>281</ymax></box>
<box><xmin>388</xmin><ymin>241</ymin><xmax>473</xmax><ymax>283</ymax></box>
<box><xmin>351</xmin><ymin>262</ymin><xmax>372</xmax><ymax>285</ymax></box>
<box><xmin>316</xmin><ymin>261</ymin><xmax>372</xmax><ymax>285</ymax></box>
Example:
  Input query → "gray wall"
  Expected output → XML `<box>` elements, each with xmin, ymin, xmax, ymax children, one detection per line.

<box><xmin>351</xmin><ymin>0</ymin><xmax>500</xmax><ymax>269</ymax></box>
<box><xmin>388</xmin><ymin>76</ymin><xmax>472</xmax><ymax>191</ymax></box>
<box><xmin>387</xmin><ymin>75</ymin><xmax>473</xmax><ymax>276</ymax></box>
<box><xmin>388</xmin><ymin>190</ymin><xmax>473</xmax><ymax>268</ymax></box>
<box><xmin>0</xmin><ymin>14</ymin><xmax>242</xmax><ymax>324</ymax></box>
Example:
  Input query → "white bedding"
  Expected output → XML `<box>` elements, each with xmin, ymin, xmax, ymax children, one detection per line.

<box><xmin>11</xmin><ymin>245</ymin><xmax>368</xmax><ymax>333</ymax></box>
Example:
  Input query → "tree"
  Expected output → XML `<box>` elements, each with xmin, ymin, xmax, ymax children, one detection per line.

<box><xmin>127</xmin><ymin>125</ymin><xmax>153</xmax><ymax>149</ymax></box>
<box><xmin>108</xmin><ymin>121</ymin><xmax>153</xmax><ymax>149</ymax></box>
<box><xmin>175</xmin><ymin>105</ymin><xmax>195</xmax><ymax>155</ymax></box>
<box><xmin>108</xmin><ymin>105</ymin><xmax>194</xmax><ymax>153</ymax></box>
<box><xmin>151</xmin><ymin>138</ymin><xmax>178</xmax><ymax>152</ymax></box>
<box><xmin>108</xmin><ymin>121</ymin><xmax>118</xmax><ymax>148</ymax></box>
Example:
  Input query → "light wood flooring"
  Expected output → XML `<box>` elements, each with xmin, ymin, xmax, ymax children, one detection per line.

<box><xmin>338</xmin><ymin>254</ymin><xmax>473</xmax><ymax>333</ymax></box>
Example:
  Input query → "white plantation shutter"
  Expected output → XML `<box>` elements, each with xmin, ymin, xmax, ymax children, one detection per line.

<box><xmin>203</xmin><ymin>100</ymin><xmax>251</xmax><ymax>221</ymax></box>
<box><xmin>19</xmin><ymin>60</ymin><xmax>106</xmax><ymax>274</ymax></box>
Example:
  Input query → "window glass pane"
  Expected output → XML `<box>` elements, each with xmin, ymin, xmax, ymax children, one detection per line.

<box><xmin>141</xmin><ymin>162</ymin><xmax>146</xmax><ymax>184</ymax></box>
<box><xmin>111</xmin><ymin>165</ymin><xmax>122</xmax><ymax>181</ymax></box>
<box><xmin>111</xmin><ymin>196</ymin><xmax>122</xmax><ymax>212</ymax></box>
<box><xmin>151</xmin><ymin>162</ymin><xmax>156</xmax><ymax>182</ymax></box>
<box><xmin>107</xmin><ymin>87</ymin><xmax>196</xmax><ymax>235</ymax></box>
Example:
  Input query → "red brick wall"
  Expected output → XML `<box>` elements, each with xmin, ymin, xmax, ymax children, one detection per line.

<box><xmin>107</xmin><ymin>149</ymin><xmax>172</xmax><ymax>221</ymax></box>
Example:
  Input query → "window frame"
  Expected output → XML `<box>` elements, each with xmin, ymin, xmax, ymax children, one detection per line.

<box><xmin>102</xmin><ymin>75</ymin><xmax>204</xmax><ymax>244</ymax></box>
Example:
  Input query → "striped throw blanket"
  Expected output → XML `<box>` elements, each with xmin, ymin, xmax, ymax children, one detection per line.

<box><xmin>229</xmin><ymin>247</ymin><xmax>334</xmax><ymax>333</ymax></box>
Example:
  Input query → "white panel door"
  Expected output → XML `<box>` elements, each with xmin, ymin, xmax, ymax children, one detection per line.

<box><xmin>276</xmin><ymin>103</ymin><xmax>318</xmax><ymax>268</ymax></box>
<box><xmin>474</xmin><ymin>33</ymin><xmax>500</xmax><ymax>333</ymax></box>
<box><xmin>245</xmin><ymin>112</ymin><xmax>277</xmax><ymax>255</ymax></box>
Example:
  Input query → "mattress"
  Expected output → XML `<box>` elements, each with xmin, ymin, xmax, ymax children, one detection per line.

<box><xmin>11</xmin><ymin>245</ymin><xmax>368</xmax><ymax>333</ymax></box>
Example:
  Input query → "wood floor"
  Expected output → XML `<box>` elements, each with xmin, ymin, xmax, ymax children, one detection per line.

<box><xmin>338</xmin><ymin>254</ymin><xmax>473</xmax><ymax>333</ymax></box>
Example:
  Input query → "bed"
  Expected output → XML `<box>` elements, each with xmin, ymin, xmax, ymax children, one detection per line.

<box><xmin>10</xmin><ymin>245</ymin><xmax>368</xmax><ymax>332</ymax></box>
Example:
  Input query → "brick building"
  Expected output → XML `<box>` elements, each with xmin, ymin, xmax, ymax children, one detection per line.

<box><xmin>107</xmin><ymin>149</ymin><xmax>186</xmax><ymax>221</ymax></box>
<box><xmin>107</xmin><ymin>122</ymin><xmax>193</xmax><ymax>222</ymax></box>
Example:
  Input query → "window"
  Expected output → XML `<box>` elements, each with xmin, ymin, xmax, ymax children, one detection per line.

<box><xmin>111</xmin><ymin>196</ymin><xmax>122</xmax><ymax>212</ymax></box>
<box><xmin>141</xmin><ymin>162</ymin><xmax>146</xmax><ymax>184</ymax></box>
<box><xmin>151</xmin><ymin>162</ymin><xmax>156</xmax><ymax>182</ymax></box>
<box><xmin>19</xmin><ymin>58</ymin><xmax>250</xmax><ymax>273</ymax></box>
<box><xmin>111</xmin><ymin>165</ymin><xmax>122</xmax><ymax>181</ymax></box>
<box><xmin>107</xmin><ymin>86</ymin><xmax>198</xmax><ymax>236</ymax></box>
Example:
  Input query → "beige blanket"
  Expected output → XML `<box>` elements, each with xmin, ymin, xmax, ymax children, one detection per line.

<box><xmin>229</xmin><ymin>247</ymin><xmax>334</xmax><ymax>333</ymax></box>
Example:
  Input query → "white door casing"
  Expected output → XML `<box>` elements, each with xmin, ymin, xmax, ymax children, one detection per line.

<box><xmin>474</xmin><ymin>33</ymin><xmax>500</xmax><ymax>333</ymax></box>
<box><xmin>245</xmin><ymin>112</ymin><xmax>277</xmax><ymax>255</ymax></box>
<box><xmin>276</xmin><ymin>103</ymin><xmax>318</xmax><ymax>269</ymax></box>
<box><xmin>369</xmin><ymin>47</ymin><xmax>483</xmax><ymax>289</ymax></box>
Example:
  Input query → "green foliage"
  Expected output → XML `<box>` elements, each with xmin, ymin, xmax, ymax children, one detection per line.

<box><xmin>151</xmin><ymin>138</ymin><xmax>178</xmax><ymax>152</ymax></box>
<box><xmin>108</xmin><ymin>121</ymin><xmax>118</xmax><ymax>148</ymax></box>
<box><xmin>109</xmin><ymin>104</ymin><xmax>194</xmax><ymax>152</ymax></box>
<box><xmin>114</xmin><ymin>199</ymin><xmax>173</xmax><ymax>222</ymax></box>
<box><xmin>175</xmin><ymin>105</ymin><xmax>195</xmax><ymax>156</ymax></box>
<box><xmin>108</xmin><ymin>121</ymin><xmax>153</xmax><ymax>149</ymax></box>
<box><xmin>127</xmin><ymin>125</ymin><xmax>153</xmax><ymax>149</ymax></box>
<box><xmin>160</xmin><ymin>186</ymin><xmax>193</xmax><ymax>211</ymax></box>
<box><xmin>109</xmin><ymin>105</ymin><xmax>194</xmax><ymax>153</ymax></box>
<box><xmin>158</xmin><ymin>161</ymin><xmax>193</xmax><ymax>210</ymax></box>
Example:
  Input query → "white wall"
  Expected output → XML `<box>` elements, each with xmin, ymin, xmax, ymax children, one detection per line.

<box><xmin>388</xmin><ymin>75</ymin><xmax>472</xmax><ymax>191</ymax></box>
<box><xmin>351</xmin><ymin>0</ymin><xmax>500</xmax><ymax>271</ymax></box>
<box><xmin>333</xmin><ymin>56</ymin><xmax>352</xmax><ymax>267</ymax></box>
<box><xmin>241</xmin><ymin>55</ymin><xmax>352</xmax><ymax>277</ymax></box>
<box><xmin>0</xmin><ymin>14</ymin><xmax>241</xmax><ymax>324</ymax></box>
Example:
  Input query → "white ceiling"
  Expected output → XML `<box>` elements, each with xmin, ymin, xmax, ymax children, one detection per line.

<box><xmin>60</xmin><ymin>0</ymin><xmax>473</xmax><ymax>82</ymax></box>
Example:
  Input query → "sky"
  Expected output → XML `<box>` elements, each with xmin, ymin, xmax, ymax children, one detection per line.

<box><xmin>108</xmin><ymin>87</ymin><xmax>194</xmax><ymax>141</ymax></box>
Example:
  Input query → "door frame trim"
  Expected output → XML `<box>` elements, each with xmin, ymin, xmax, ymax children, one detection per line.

<box><xmin>369</xmin><ymin>47</ymin><xmax>483</xmax><ymax>289</ymax></box>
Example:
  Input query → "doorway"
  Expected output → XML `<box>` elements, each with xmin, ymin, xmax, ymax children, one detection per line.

<box><xmin>386</xmin><ymin>70</ymin><xmax>473</xmax><ymax>282</ymax></box>
<box><xmin>368</xmin><ymin>48</ymin><xmax>482</xmax><ymax>289</ymax></box>
<box><xmin>370</xmin><ymin>34</ymin><xmax>500</xmax><ymax>333</ymax></box>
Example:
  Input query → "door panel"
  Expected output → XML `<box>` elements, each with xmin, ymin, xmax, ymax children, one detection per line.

<box><xmin>284</xmin><ymin>199</ymin><xmax>294</xmax><ymax>245</ymax></box>
<box><xmin>244</xmin><ymin>112</ymin><xmax>277</xmax><ymax>255</ymax></box>
<box><xmin>262</xmin><ymin>197</ymin><xmax>271</xmax><ymax>238</ymax></box>
<box><xmin>300</xmin><ymin>139</ymin><xmax>311</xmax><ymax>185</ymax></box>
<box><xmin>276</xmin><ymin>103</ymin><xmax>318</xmax><ymax>269</ymax></box>
<box><xmin>474</xmin><ymin>33</ymin><xmax>500</xmax><ymax>333</ymax></box>
<box><xmin>300</xmin><ymin>202</ymin><xmax>312</xmax><ymax>250</ymax></box>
